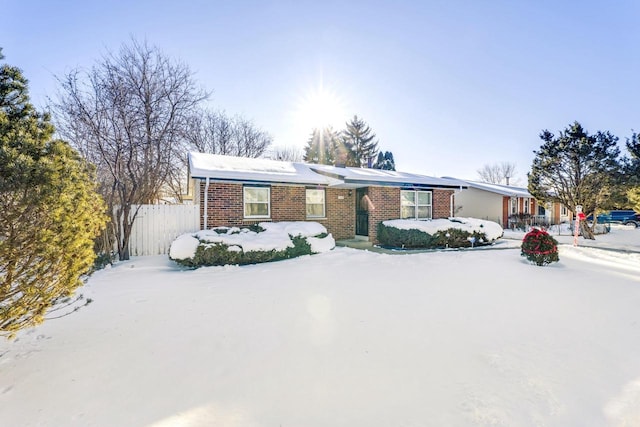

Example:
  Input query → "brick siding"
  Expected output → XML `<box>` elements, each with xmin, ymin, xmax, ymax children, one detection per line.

<box><xmin>366</xmin><ymin>188</ymin><xmax>454</xmax><ymax>243</ymax></box>
<box><xmin>317</xmin><ymin>188</ymin><xmax>355</xmax><ymax>240</ymax></box>
<box><xmin>367</xmin><ymin>187</ymin><xmax>401</xmax><ymax>243</ymax></box>
<box><xmin>432</xmin><ymin>189</ymin><xmax>454</xmax><ymax>219</ymax></box>
<box><xmin>271</xmin><ymin>186</ymin><xmax>306</xmax><ymax>221</ymax></box>
<box><xmin>199</xmin><ymin>181</ymin><xmax>355</xmax><ymax>240</ymax></box>
<box><xmin>199</xmin><ymin>181</ymin><xmax>453</xmax><ymax>243</ymax></box>
<box><xmin>199</xmin><ymin>182</ymin><xmax>244</xmax><ymax>229</ymax></box>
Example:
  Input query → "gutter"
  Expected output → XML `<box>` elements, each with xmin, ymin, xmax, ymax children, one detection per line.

<box><xmin>450</xmin><ymin>185</ymin><xmax>464</xmax><ymax>217</ymax></box>
<box><xmin>203</xmin><ymin>177</ymin><xmax>209</xmax><ymax>230</ymax></box>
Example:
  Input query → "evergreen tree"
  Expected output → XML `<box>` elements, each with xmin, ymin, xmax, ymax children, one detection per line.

<box><xmin>0</xmin><ymin>51</ymin><xmax>106</xmax><ymax>337</ymax></box>
<box><xmin>303</xmin><ymin>127</ymin><xmax>339</xmax><ymax>165</ymax></box>
<box><xmin>625</xmin><ymin>132</ymin><xmax>640</xmax><ymax>211</ymax></box>
<box><xmin>341</xmin><ymin>115</ymin><xmax>379</xmax><ymax>167</ymax></box>
<box><xmin>373</xmin><ymin>151</ymin><xmax>396</xmax><ymax>170</ymax></box>
<box><xmin>528</xmin><ymin>121</ymin><xmax>621</xmax><ymax>239</ymax></box>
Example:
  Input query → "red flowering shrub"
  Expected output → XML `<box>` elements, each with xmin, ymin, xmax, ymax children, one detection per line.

<box><xmin>521</xmin><ymin>228</ymin><xmax>559</xmax><ymax>266</ymax></box>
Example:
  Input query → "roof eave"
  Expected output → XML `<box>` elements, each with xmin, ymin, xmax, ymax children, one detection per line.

<box><xmin>191</xmin><ymin>175</ymin><xmax>332</xmax><ymax>187</ymax></box>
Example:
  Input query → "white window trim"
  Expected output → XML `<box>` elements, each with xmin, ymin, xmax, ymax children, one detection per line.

<box><xmin>510</xmin><ymin>197</ymin><xmax>518</xmax><ymax>215</ymax></box>
<box><xmin>306</xmin><ymin>188</ymin><xmax>326</xmax><ymax>218</ymax></box>
<box><xmin>243</xmin><ymin>186</ymin><xmax>271</xmax><ymax>219</ymax></box>
<box><xmin>400</xmin><ymin>190</ymin><xmax>433</xmax><ymax>220</ymax></box>
<box><xmin>523</xmin><ymin>198</ymin><xmax>530</xmax><ymax>214</ymax></box>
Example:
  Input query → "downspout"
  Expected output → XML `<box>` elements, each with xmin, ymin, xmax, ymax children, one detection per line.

<box><xmin>450</xmin><ymin>185</ymin><xmax>463</xmax><ymax>218</ymax></box>
<box><xmin>203</xmin><ymin>177</ymin><xmax>210</xmax><ymax>230</ymax></box>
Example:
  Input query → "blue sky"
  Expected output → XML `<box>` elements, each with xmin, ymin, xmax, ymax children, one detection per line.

<box><xmin>3</xmin><ymin>1</ymin><xmax>640</xmax><ymax>183</ymax></box>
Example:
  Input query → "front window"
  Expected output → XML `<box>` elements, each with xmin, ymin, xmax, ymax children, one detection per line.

<box><xmin>244</xmin><ymin>187</ymin><xmax>270</xmax><ymax>218</ymax></box>
<box><xmin>510</xmin><ymin>197</ymin><xmax>518</xmax><ymax>215</ymax></box>
<box><xmin>523</xmin><ymin>198</ymin><xmax>530</xmax><ymax>214</ymax></box>
<box><xmin>561</xmin><ymin>205</ymin><xmax>568</xmax><ymax>216</ymax></box>
<box><xmin>401</xmin><ymin>190</ymin><xmax>432</xmax><ymax>219</ymax></box>
<box><xmin>306</xmin><ymin>189</ymin><xmax>325</xmax><ymax>218</ymax></box>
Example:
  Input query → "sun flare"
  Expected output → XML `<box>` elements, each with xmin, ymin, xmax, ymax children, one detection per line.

<box><xmin>294</xmin><ymin>86</ymin><xmax>347</xmax><ymax>131</ymax></box>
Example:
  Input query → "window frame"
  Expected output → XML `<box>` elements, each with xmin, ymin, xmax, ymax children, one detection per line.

<box><xmin>523</xmin><ymin>198</ymin><xmax>530</xmax><ymax>214</ymax></box>
<box><xmin>306</xmin><ymin>188</ymin><xmax>326</xmax><ymax>218</ymax></box>
<box><xmin>400</xmin><ymin>189</ymin><xmax>432</xmax><ymax>220</ymax></box>
<box><xmin>510</xmin><ymin>197</ymin><xmax>518</xmax><ymax>215</ymax></box>
<box><xmin>243</xmin><ymin>186</ymin><xmax>271</xmax><ymax>219</ymax></box>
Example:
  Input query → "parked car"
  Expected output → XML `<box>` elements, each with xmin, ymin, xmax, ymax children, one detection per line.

<box><xmin>587</xmin><ymin>210</ymin><xmax>639</xmax><ymax>227</ymax></box>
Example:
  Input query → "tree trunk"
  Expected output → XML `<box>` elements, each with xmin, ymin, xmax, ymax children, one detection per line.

<box><xmin>117</xmin><ymin>205</ymin><xmax>131</xmax><ymax>261</ymax></box>
<box><xmin>579</xmin><ymin>220</ymin><xmax>595</xmax><ymax>240</ymax></box>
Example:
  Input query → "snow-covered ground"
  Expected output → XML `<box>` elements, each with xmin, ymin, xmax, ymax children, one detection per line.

<box><xmin>1</xmin><ymin>227</ymin><xmax>640</xmax><ymax>426</ymax></box>
<box><xmin>504</xmin><ymin>223</ymin><xmax>640</xmax><ymax>253</ymax></box>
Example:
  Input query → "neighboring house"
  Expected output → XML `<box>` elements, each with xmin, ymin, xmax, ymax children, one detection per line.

<box><xmin>445</xmin><ymin>179</ymin><xmax>571</xmax><ymax>228</ymax></box>
<box><xmin>189</xmin><ymin>153</ymin><xmax>467</xmax><ymax>243</ymax></box>
<box><xmin>541</xmin><ymin>201</ymin><xmax>572</xmax><ymax>225</ymax></box>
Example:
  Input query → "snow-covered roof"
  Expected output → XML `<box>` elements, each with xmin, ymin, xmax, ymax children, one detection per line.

<box><xmin>307</xmin><ymin>164</ymin><xmax>468</xmax><ymax>189</ymax></box>
<box><xmin>189</xmin><ymin>152</ymin><xmax>468</xmax><ymax>189</ymax></box>
<box><xmin>189</xmin><ymin>152</ymin><xmax>341</xmax><ymax>186</ymax></box>
<box><xmin>444</xmin><ymin>178</ymin><xmax>533</xmax><ymax>197</ymax></box>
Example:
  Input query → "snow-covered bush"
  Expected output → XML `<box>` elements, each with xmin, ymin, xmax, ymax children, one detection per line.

<box><xmin>521</xmin><ymin>228</ymin><xmax>559</xmax><ymax>266</ymax></box>
<box><xmin>169</xmin><ymin>222</ymin><xmax>335</xmax><ymax>267</ymax></box>
<box><xmin>377</xmin><ymin>217</ymin><xmax>503</xmax><ymax>249</ymax></box>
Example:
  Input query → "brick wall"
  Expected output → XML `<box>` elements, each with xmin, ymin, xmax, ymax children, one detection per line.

<box><xmin>367</xmin><ymin>187</ymin><xmax>401</xmax><ymax>243</ymax></box>
<box><xmin>199</xmin><ymin>180</ymin><xmax>454</xmax><ymax>243</ymax></box>
<box><xmin>317</xmin><ymin>188</ymin><xmax>355</xmax><ymax>240</ymax></box>
<box><xmin>200</xmin><ymin>182</ymin><xmax>244</xmax><ymax>229</ymax></box>
<box><xmin>271</xmin><ymin>186</ymin><xmax>306</xmax><ymax>221</ymax></box>
<box><xmin>366</xmin><ymin>188</ymin><xmax>453</xmax><ymax>243</ymax></box>
<box><xmin>199</xmin><ymin>181</ymin><xmax>355</xmax><ymax>240</ymax></box>
<box><xmin>432</xmin><ymin>189</ymin><xmax>454</xmax><ymax>219</ymax></box>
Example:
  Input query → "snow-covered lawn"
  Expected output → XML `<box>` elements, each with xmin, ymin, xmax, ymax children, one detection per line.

<box><xmin>505</xmin><ymin>223</ymin><xmax>640</xmax><ymax>253</ymax></box>
<box><xmin>1</xmin><ymin>229</ymin><xmax>640</xmax><ymax>426</ymax></box>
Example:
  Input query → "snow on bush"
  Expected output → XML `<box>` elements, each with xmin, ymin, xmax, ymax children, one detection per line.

<box><xmin>385</xmin><ymin>217</ymin><xmax>504</xmax><ymax>241</ymax></box>
<box><xmin>378</xmin><ymin>217</ymin><xmax>503</xmax><ymax>249</ymax></box>
<box><xmin>169</xmin><ymin>222</ymin><xmax>335</xmax><ymax>267</ymax></box>
<box><xmin>168</xmin><ymin>234</ymin><xmax>201</xmax><ymax>260</ymax></box>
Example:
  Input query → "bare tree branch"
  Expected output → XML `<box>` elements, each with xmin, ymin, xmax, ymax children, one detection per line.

<box><xmin>52</xmin><ymin>39</ymin><xmax>208</xmax><ymax>260</ymax></box>
<box><xmin>477</xmin><ymin>162</ymin><xmax>519</xmax><ymax>185</ymax></box>
<box><xmin>184</xmin><ymin>109</ymin><xmax>272</xmax><ymax>158</ymax></box>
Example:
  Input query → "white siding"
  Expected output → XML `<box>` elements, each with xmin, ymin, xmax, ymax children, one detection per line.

<box><xmin>454</xmin><ymin>188</ymin><xmax>504</xmax><ymax>225</ymax></box>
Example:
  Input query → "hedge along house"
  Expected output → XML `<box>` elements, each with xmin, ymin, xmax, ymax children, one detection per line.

<box><xmin>189</xmin><ymin>152</ymin><xmax>467</xmax><ymax>243</ymax></box>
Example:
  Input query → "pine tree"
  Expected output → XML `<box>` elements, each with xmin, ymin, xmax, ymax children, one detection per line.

<box><xmin>625</xmin><ymin>132</ymin><xmax>640</xmax><ymax>211</ymax></box>
<box><xmin>373</xmin><ymin>151</ymin><xmax>396</xmax><ymax>170</ymax></box>
<box><xmin>341</xmin><ymin>115</ymin><xmax>379</xmax><ymax>167</ymax></box>
<box><xmin>0</xmin><ymin>51</ymin><xmax>107</xmax><ymax>337</ymax></box>
<box><xmin>528</xmin><ymin>121</ymin><xmax>621</xmax><ymax>239</ymax></box>
<box><xmin>303</xmin><ymin>127</ymin><xmax>339</xmax><ymax>165</ymax></box>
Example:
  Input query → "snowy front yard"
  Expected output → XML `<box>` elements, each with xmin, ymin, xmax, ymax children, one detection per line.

<box><xmin>1</xmin><ymin>231</ymin><xmax>640</xmax><ymax>426</ymax></box>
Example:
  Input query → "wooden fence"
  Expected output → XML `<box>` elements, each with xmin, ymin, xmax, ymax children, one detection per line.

<box><xmin>126</xmin><ymin>204</ymin><xmax>200</xmax><ymax>256</ymax></box>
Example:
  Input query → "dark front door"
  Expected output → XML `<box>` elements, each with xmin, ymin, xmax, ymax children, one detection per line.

<box><xmin>356</xmin><ymin>187</ymin><xmax>369</xmax><ymax>236</ymax></box>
